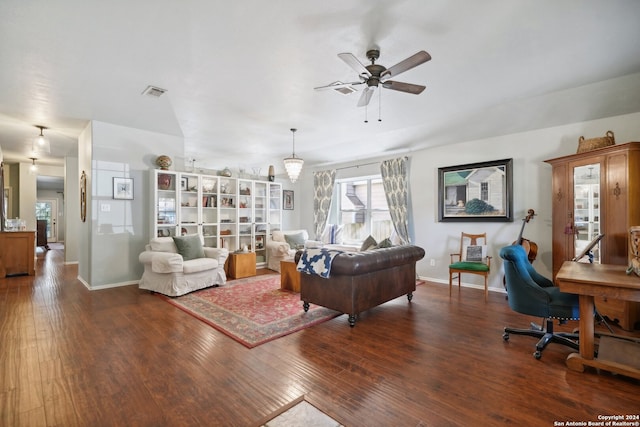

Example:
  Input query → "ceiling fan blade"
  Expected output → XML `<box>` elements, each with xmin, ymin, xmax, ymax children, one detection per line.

<box><xmin>382</xmin><ymin>80</ymin><xmax>426</xmax><ymax>94</ymax></box>
<box><xmin>381</xmin><ymin>50</ymin><xmax>431</xmax><ymax>80</ymax></box>
<box><xmin>314</xmin><ymin>81</ymin><xmax>363</xmax><ymax>91</ymax></box>
<box><xmin>357</xmin><ymin>87</ymin><xmax>376</xmax><ymax>107</ymax></box>
<box><xmin>338</xmin><ymin>53</ymin><xmax>371</xmax><ymax>77</ymax></box>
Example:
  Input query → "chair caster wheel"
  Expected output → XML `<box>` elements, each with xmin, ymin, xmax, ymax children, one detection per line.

<box><xmin>534</xmin><ymin>351</ymin><xmax>542</xmax><ymax>359</ymax></box>
<box><xmin>502</xmin><ymin>332</ymin><xmax>509</xmax><ymax>341</ymax></box>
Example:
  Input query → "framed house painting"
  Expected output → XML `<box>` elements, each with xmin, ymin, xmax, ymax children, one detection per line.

<box><xmin>438</xmin><ymin>158</ymin><xmax>513</xmax><ymax>222</ymax></box>
<box><xmin>113</xmin><ymin>177</ymin><xmax>134</xmax><ymax>200</ymax></box>
<box><xmin>283</xmin><ymin>190</ymin><xmax>294</xmax><ymax>210</ymax></box>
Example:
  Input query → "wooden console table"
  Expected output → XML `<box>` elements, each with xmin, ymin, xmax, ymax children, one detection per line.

<box><xmin>0</xmin><ymin>231</ymin><xmax>36</xmax><ymax>277</ymax></box>
<box><xmin>556</xmin><ymin>261</ymin><xmax>640</xmax><ymax>379</ymax></box>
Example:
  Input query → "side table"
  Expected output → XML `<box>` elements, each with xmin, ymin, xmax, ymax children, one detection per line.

<box><xmin>226</xmin><ymin>252</ymin><xmax>257</xmax><ymax>279</ymax></box>
<box><xmin>280</xmin><ymin>260</ymin><xmax>301</xmax><ymax>292</ymax></box>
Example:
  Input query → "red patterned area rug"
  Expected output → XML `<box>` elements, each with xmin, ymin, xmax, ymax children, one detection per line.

<box><xmin>161</xmin><ymin>274</ymin><xmax>340</xmax><ymax>348</ymax></box>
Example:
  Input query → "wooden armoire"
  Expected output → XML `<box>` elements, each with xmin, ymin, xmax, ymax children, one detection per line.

<box><xmin>545</xmin><ymin>141</ymin><xmax>640</xmax><ymax>330</ymax></box>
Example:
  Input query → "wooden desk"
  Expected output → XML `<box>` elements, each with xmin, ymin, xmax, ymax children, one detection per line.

<box><xmin>280</xmin><ymin>260</ymin><xmax>300</xmax><ymax>292</ymax></box>
<box><xmin>556</xmin><ymin>261</ymin><xmax>640</xmax><ymax>379</ymax></box>
<box><xmin>226</xmin><ymin>252</ymin><xmax>256</xmax><ymax>279</ymax></box>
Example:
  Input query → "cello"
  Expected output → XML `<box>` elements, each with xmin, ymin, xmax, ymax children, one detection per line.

<box><xmin>503</xmin><ymin>209</ymin><xmax>538</xmax><ymax>295</ymax></box>
<box><xmin>514</xmin><ymin>209</ymin><xmax>538</xmax><ymax>264</ymax></box>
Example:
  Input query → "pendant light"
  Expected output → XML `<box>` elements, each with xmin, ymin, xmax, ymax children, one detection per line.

<box><xmin>29</xmin><ymin>157</ymin><xmax>38</xmax><ymax>175</ymax></box>
<box><xmin>33</xmin><ymin>125</ymin><xmax>51</xmax><ymax>155</ymax></box>
<box><xmin>283</xmin><ymin>128</ymin><xmax>304</xmax><ymax>183</ymax></box>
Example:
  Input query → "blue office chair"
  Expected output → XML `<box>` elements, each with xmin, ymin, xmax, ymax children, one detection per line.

<box><xmin>500</xmin><ymin>245</ymin><xmax>580</xmax><ymax>359</ymax></box>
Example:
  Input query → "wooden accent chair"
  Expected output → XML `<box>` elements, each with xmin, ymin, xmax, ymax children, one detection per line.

<box><xmin>449</xmin><ymin>232</ymin><xmax>491</xmax><ymax>301</ymax></box>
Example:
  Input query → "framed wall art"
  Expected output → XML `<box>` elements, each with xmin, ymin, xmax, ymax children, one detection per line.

<box><xmin>437</xmin><ymin>158</ymin><xmax>513</xmax><ymax>222</ymax></box>
<box><xmin>113</xmin><ymin>177</ymin><xmax>134</xmax><ymax>200</ymax></box>
<box><xmin>283</xmin><ymin>190</ymin><xmax>294</xmax><ymax>210</ymax></box>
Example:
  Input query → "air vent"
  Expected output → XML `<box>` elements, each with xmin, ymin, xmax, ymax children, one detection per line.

<box><xmin>141</xmin><ymin>85</ymin><xmax>167</xmax><ymax>97</ymax></box>
<box><xmin>334</xmin><ymin>85</ymin><xmax>357</xmax><ymax>95</ymax></box>
<box><xmin>327</xmin><ymin>81</ymin><xmax>357</xmax><ymax>95</ymax></box>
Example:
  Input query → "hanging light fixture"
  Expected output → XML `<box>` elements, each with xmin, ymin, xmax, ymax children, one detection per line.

<box><xmin>283</xmin><ymin>128</ymin><xmax>304</xmax><ymax>183</ymax></box>
<box><xmin>29</xmin><ymin>157</ymin><xmax>38</xmax><ymax>175</ymax></box>
<box><xmin>33</xmin><ymin>125</ymin><xmax>51</xmax><ymax>155</ymax></box>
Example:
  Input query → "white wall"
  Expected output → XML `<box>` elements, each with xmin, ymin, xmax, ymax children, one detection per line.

<box><xmin>301</xmin><ymin>111</ymin><xmax>640</xmax><ymax>293</ymax></box>
<box><xmin>84</xmin><ymin>120</ymin><xmax>184</xmax><ymax>288</ymax></box>
<box><xmin>72</xmin><ymin>112</ymin><xmax>638</xmax><ymax>291</ymax></box>
<box><xmin>64</xmin><ymin>156</ymin><xmax>79</xmax><ymax>264</ymax></box>
<box><xmin>17</xmin><ymin>162</ymin><xmax>37</xmax><ymax>230</ymax></box>
<box><xmin>77</xmin><ymin>123</ymin><xmax>92</xmax><ymax>285</ymax></box>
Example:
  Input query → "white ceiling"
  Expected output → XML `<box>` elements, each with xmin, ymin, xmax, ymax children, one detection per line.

<box><xmin>1</xmin><ymin>0</ymin><xmax>640</xmax><ymax>171</ymax></box>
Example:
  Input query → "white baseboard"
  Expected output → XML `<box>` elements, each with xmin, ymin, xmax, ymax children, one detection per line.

<box><xmin>417</xmin><ymin>275</ymin><xmax>507</xmax><ymax>294</ymax></box>
<box><xmin>77</xmin><ymin>276</ymin><xmax>138</xmax><ymax>291</ymax></box>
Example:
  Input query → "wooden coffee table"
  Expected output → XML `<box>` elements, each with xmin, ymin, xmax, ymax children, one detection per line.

<box><xmin>280</xmin><ymin>260</ymin><xmax>300</xmax><ymax>292</ymax></box>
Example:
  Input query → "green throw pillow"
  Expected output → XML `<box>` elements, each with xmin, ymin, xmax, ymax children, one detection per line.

<box><xmin>172</xmin><ymin>234</ymin><xmax>205</xmax><ymax>261</ymax></box>
<box><xmin>360</xmin><ymin>235</ymin><xmax>377</xmax><ymax>251</ymax></box>
<box><xmin>374</xmin><ymin>238</ymin><xmax>393</xmax><ymax>249</ymax></box>
<box><xmin>284</xmin><ymin>232</ymin><xmax>306</xmax><ymax>248</ymax></box>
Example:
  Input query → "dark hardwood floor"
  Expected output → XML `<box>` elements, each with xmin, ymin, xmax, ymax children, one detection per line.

<box><xmin>1</xmin><ymin>246</ymin><xmax>638</xmax><ymax>426</ymax></box>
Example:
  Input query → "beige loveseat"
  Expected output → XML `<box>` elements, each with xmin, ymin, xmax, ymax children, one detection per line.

<box><xmin>138</xmin><ymin>236</ymin><xmax>229</xmax><ymax>296</ymax></box>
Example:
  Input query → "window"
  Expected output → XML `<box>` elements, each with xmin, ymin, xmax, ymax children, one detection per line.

<box><xmin>480</xmin><ymin>182</ymin><xmax>489</xmax><ymax>201</ymax></box>
<box><xmin>336</xmin><ymin>176</ymin><xmax>392</xmax><ymax>243</ymax></box>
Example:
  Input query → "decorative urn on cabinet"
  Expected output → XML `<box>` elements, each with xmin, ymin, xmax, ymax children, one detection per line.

<box><xmin>155</xmin><ymin>155</ymin><xmax>172</xmax><ymax>170</ymax></box>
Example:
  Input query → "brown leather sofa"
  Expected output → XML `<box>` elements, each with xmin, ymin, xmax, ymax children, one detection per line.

<box><xmin>295</xmin><ymin>245</ymin><xmax>425</xmax><ymax>326</ymax></box>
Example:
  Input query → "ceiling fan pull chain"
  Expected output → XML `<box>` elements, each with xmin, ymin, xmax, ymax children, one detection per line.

<box><xmin>364</xmin><ymin>103</ymin><xmax>368</xmax><ymax>123</ymax></box>
<box><xmin>378</xmin><ymin>88</ymin><xmax>382</xmax><ymax>122</ymax></box>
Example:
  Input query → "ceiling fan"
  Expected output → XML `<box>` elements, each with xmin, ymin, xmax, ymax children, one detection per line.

<box><xmin>314</xmin><ymin>49</ymin><xmax>431</xmax><ymax>107</ymax></box>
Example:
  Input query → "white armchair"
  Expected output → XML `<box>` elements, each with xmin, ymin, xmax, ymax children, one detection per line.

<box><xmin>139</xmin><ymin>237</ymin><xmax>229</xmax><ymax>296</ymax></box>
<box><xmin>266</xmin><ymin>229</ymin><xmax>310</xmax><ymax>272</ymax></box>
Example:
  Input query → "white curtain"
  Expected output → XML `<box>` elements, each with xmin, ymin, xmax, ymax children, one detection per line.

<box><xmin>313</xmin><ymin>170</ymin><xmax>336</xmax><ymax>240</ymax></box>
<box><xmin>381</xmin><ymin>157</ymin><xmax>410</xmax><ymax>244</ymax></box>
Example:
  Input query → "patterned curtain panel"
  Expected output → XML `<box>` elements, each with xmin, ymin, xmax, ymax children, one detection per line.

<box><xmin>381</xmin><ymin>157</ymin><xmax>410</xmax><ymax>244</ymax></box>
<box><xmin>313</xmin><ymin>170</ymin><xmax>336</xmax><ymax>240</ymax></box>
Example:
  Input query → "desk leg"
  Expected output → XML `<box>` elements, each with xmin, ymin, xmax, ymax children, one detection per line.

<box><xmin>580</xmin><ymin>295</ymin><xmax>595</xmax><ymax>360</ymax></box>
<box><xmin>566</xmin><ymin>294</ymin><xmax>595</xmax><ymax>372</ymax></box>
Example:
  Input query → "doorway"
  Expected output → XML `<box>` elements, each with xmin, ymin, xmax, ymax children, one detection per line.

<box><xmin>36</xmin><ymin>199</ymin><xmax>58</xmax><ymax>242</ymax></box>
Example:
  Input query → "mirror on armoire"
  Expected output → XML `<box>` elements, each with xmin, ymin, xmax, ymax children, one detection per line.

<box><xmin>573</xmin><ymin>163</ymin><xmax>601</xmax><ymax>263</ymax></box>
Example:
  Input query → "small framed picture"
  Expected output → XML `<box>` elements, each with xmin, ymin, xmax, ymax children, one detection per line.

<box><xmin>181</xmin><ymin>177</ymin><xmax>188</xmax><ymax>190</ymax></box>
<box><xmin>113</xmin><ymin>177</ymin><xmax>134</xmax><ymax>200</ymax></box>
<box><xmin>283</xmin><ymin>190</ymin><xmax>294</xmax><ymax>210</ymax></box>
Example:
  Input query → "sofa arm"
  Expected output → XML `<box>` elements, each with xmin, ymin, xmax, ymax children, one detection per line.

<box><xmin>267</xmin><ymin>240</ymin><xmax>292</xmax><ymax>256</ymax></box>
<box><xmin>139</xmin><ymin>251</ymin><xmax>184</xmax><ymax>274</ymax></box>
<box><xmin>204</xmin><ymin>247</ymin><xmax>229</xmax><ymax>266</ymax></box>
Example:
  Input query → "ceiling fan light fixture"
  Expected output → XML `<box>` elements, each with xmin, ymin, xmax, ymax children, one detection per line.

<box><xmin>283</xmin><ymin>128</ymin><xmax>304</xmax><ymax>183</ymax></box>
<box><xmin>33</xmin><ymin>125</ymin><xmax>51</xmax><ymax>155</ymax></box>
